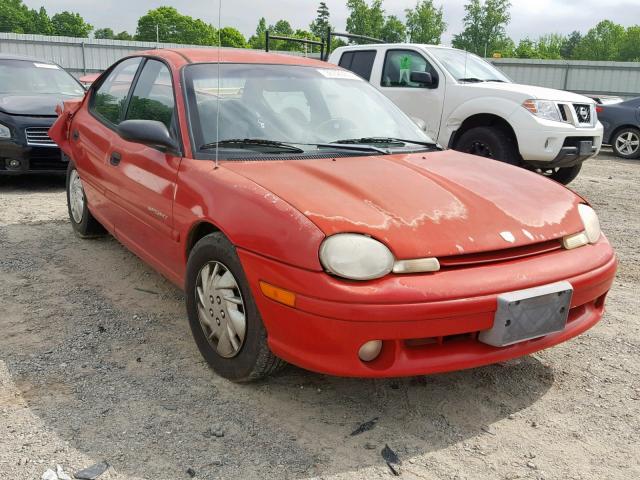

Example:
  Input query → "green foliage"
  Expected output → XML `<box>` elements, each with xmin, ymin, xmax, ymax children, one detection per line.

<box><xmin>560</xmin><ymin>31</ymin><xmax>582</xmax><ymax>59</ymax></box>
<box><xmin>573</xmin><ymin>20</ymin><xmax>626</xmax><ymax>60</ymax></box>
<box><xmin>219</xmin><ymin>27</ymin><xmax>247</xmax><ymax>48</ymax></box>
<box><xmin>310</xmin><ymin>2</ymin><xmax>331</xmax><ymax>39</ymax></box>
<box><xmin>95</xmin><ymin>28</ymin><xmax>115</xmax><ymax>39</ymax></box>
<box><xmin>381</xmin><ymin>15</ymin><xmax>406</xmax><ymax>43</ymax></box>
<box><xmin>114</xmin><ymin>31</ymin><xmax>133</xmax><ymax>41</ymax></box>
<box><xmin>248</xmin><ymin>17</ymin><xmax>268</xmax><ymax>49</ymax></box>
<box><xmin>136</xmin><ymin>6</ymin><xmax>216</xmax><ymax>45</ymax></box>
<box><xmin>51</xmin><ymin>11</ymin><xmax>93</xmax><ymax>37</ymax></box>
<box><xmin>620</xmin><ymin>26</ymin><xmax>640</xmax><ymax>61</ymax></box>
<box><xmin>452</xmin><ymin>0</ymin><xmax>512</xmax><ymax>57</ymax></box>
<box><xmin>346</xmin><ymin>0</ymin><xmax>385</xmax><ymax>40</ymax></box>
<box><xmin>405</xmin><ymin>0</ymin><xmax>446</xmax><ymax>44</ymax></box>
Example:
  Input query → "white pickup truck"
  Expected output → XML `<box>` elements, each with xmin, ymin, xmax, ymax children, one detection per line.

<box><xmin>328</xmin><ymin>44</ymin><xmax>603</xmax><ymax>184</ymax></box>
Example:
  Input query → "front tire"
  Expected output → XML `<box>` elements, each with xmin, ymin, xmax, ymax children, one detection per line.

<box><xmin>535</xmin><ymin>164</ymin><xmax>583</xmax><ymax>185</ymax></box>
<box><xmin>66</xmin><ymin>162</ymin><xmax>105</xmax><ymax>238</ymax></box>
<box><xmin>612</xmin><ymin>128</ymin><xmax>640</xmax><ymax>159</ymax></box>
<box><xmin>454</xmin><ymin>126</ymin><xmax>520</xmax><ymax>165</ymax></box>
<box><xmin>185</xmin><ymin>233</ymin><xmax>285</xmax><ymax>382</ymax></box>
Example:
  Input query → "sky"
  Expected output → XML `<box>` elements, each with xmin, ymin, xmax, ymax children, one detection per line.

<box><xmin>24</xmin><ymin>0</ymin><xmax>640</xmax><ymax>45</ymax></box>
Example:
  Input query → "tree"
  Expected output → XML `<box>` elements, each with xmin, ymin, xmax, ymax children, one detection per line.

<box><xmin>452</xmin><ymin>0</ymin><xmax>512</xmax><ymax>57</ymax></box>
<box><xmin>95</xmin><ymin>27</ymin><xmax>115</xmax><ymax>39</ymax></box>
<box><xmin>27</xmin><ymin>7</ymin><xmax>53</xmax><ymax>35</ymax></box>
<box><xmin>346</xmin><ymin>0</ymin><xmax>385</xmax><ymax>40</ymax></box>
<box><xmin>573</xmin><ymin>20</ymin><xmax>625</xmax><ymax>60</ymax></box>
<box><xmin>535</xmin><ymin>34</ymin><xmax>564</xmax><ymax>59</ymax></box>
<box><xmin>114</xmin><ymin>31</ymin><xmax>133</xmax><ymax>41</ymax></box>
<box><xmin>620</xmin><ymin>26</ymin><xmax>640</xmax><ymax>61</ymax></box>
<box><xmin>310</xmin><ymin>2</ymin><xmax>331</xmax><ymax>39</ymax></box>
<box><xmin>136</xmin><ymin>7</ymin><xmax>216</xmax><ymax>45</ymax></box>
<box><xmin>381</xmin><ymin>15</ymin><xmax>406</xmax><ymax>43</ymax></box>
<box><xmin>560</xmin><ymin>31</ymin><xmax>582</xmax><ymax>59</ymax></box>
<box><xmin>51</xmin><ymin>11</ymin><xmax>93</xmax><ymax>37</ymax></box>
<box><xmin>219</xmin><ymin>27</ymin><xmax>247</xmax><ymax>48</ymax></box>
<box><xmin>405</xmin><ymin>0</ymin><xmax>446</xmax><ymax>44</ymax></box>
<box><xmin>248</xmin><ymin>17</ymin><xmax>268</xmax><ymax>49</ymax></box>
<box><xmin>514</xmin><ymin>38</ymin><xmax>537</xmax><ymax>58</ymax></box>
<box><xmin>0</xmin><ymin>1</ymin><xmax>52</xmax><ymax>35</ymax></box>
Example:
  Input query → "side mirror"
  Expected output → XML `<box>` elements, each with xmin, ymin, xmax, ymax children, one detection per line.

<box><xmin>410</xmin><ymin>71</ymin><xmax>435</xmax><ymax>88</ymax></box>
<box><xmin>118</xmin><ymin>120</ymin><xmax>179</xmax><ymax>154</ymax></box>
<box><xmin>410</xmin><ymin>116</ymin><xmax>427</xmax><ymax>132</ymax></box>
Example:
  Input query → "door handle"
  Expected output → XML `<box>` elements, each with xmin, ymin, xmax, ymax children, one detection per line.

<box><xmin>110</xmin><ymin>152</ymin><xmax>121</xmax><ymax>166</ymax></box>
<box><xmin>72</xmin><ymin>129</ymin><xmax>79</xmax><ymax>141</ymax></box>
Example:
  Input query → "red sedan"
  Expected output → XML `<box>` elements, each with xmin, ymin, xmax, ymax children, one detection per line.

<box><xmin>49</xmin><ymin>49</ymin><xmax>617</xmax><ymax>382</ymax></box>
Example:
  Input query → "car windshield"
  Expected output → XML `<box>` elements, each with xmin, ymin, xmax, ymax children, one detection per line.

<box><xmin>428</xmin><ymin>48</ymin><xmax>511</xmax><ymax>83</ymax></box>
<box><xmin>184</xmin><ymin>63</ymin><xmax>434</xmax><ymax>157</ymax></box>
<box><xmin>0</xmin><ymin>59</ymin><xmax>85</xmax><ymax>96</ymax></box>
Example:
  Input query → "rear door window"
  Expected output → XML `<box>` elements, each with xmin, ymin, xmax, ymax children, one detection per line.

<box><xmin>338</xmin><ymin>50</ymin><xmax>376</xmax><ymax>81</ymax></box>
<box><xmin>91</xmin><ymin>57</ymin><xmax>142</xmax><ymax>125</ymax></box>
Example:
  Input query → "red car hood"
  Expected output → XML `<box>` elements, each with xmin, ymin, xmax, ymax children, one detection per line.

<box><xmin>223</xmin><ymin>150</ymin><xmax>584</xmax><ymax>259</ymax></box>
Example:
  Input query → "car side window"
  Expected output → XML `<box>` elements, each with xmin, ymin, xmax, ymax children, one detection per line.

<box><xmin>338</xmin><ymin>50</ymin><xmax>376</xmax><ymax>81</ymax></box>
<box><xmin>381</xmin><ymin>50</ymin><xmax>437</xmax><ymax>88</ymax></box>
<box><xmin>91</xmin><ymin>57</ymin><xmax>142</xmax><ymax>125</ymax></box>
<box><xmin>125</xmin><ymin>59</ymin><xmax>176</xmax><ymax>130</ymax></box>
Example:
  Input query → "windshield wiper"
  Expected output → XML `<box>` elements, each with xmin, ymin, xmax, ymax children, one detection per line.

<box><xmin>314</xmin><ymin>142</ymin><xmax>391</xmax><ymax>155</ymax></box>
<box><xmin>458</xmin><ymin>77</ymin><xmax>485</xmax><ymax>83</ymax></box>
<box><xmin>200</xmin><ymin>138</ymin><xmax>305</xmax><ymax>153</ymax></box>
<box><xmin>333</xmin><ymin>137</ymin><xmax>440</xmax><ymax>150</ymax></box>
<box><xmin>486</xmin><ymin>79</ymin><xmax>507</xmax><ymax>83</ymax></box>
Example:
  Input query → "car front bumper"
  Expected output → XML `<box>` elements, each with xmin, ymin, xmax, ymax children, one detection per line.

<box><xmin>238</xmin><ymin>237</ymin><xmax>617</xmax><ymax>377</ymax></box>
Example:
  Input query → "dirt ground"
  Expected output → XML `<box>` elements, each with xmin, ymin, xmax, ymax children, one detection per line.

<box><xmin>0</xmin><ymin>150</ymin><xmax>638</xmax><ymax>480</ymax></box>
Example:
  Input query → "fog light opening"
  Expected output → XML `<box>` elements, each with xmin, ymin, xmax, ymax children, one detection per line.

<box><xmin>6</xmin><ymin>159</ymin><xmax>21</xmax><ymax>170</ymax></box>
<box><xmin>358</xmin><ymin>340</ymin><xmax>383</xmax><ymax>362</ymax></box>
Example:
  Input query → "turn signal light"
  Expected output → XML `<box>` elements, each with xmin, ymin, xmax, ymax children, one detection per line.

<box><xmin>259</xmin><ymin>281</ymin><xmax>296</xmax><ymax>307</ymax></box>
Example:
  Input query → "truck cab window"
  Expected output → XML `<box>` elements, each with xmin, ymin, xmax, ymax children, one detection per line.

<box><xmin>338</xmin><ymin>51</ymin><xmax>376</xmax><ymax>81</ymax></box>
<box><xmin>382</xmin><ymin>50</ymin><xmax>437</xmax><ymax>88</ymax></box>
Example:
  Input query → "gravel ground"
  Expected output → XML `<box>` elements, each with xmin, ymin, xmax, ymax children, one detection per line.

<box><xmin>1</xmin><ymin>150</ymin><xmax>639</xmax><ymax>480</ymax></box>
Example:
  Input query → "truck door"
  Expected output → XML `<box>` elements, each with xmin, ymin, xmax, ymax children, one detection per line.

<box><xmin>378</xmin><ymin>48</ymin><xmax>445</xmax><ymax>141</ymax></box>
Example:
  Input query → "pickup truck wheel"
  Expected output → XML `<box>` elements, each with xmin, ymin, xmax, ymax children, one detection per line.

<box><xmin>612</xmin><ymin>128</ymin><xmax>640</xmax><ymax>159</ymax></box>
<box><xmin>535</xmin><ymin>164</ymin><xmax>582</xmax><ymax>185</ymax></box>
<box><xmin>185</xmin><ymin>233</ymin><xmax>286</xmax><ymax>382</ymax></box>
<box><xmin>66</xmin><ymin>162</ymin><xmax>105</xmax><ymax>238</ymax></box>
<box><xmin>454</xmin><ymin>126</ymin><xmax>519</xmax><ymax>166</ymax></box>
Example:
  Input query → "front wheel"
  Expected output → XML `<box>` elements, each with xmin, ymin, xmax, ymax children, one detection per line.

<box><xmin>612</xmin><ymin>128</ymin><xmax>640</xmax><ymax>159</ymax></box>
<box><xmin>454</xmin><ymin>126</ymin><xmax>520</xmax><ymax>166</ymax></box>
<box><xmin>66</xmin><ymin>162</ymin><xmax>105</xmax><ymax>238</ymax></box>
<box><xmin>185</xmin><ymin>233</ymin><xmax>285</xmax><ymax>382</ymax></box>
<box><xmin>533</xmin><ymin>164</ymin><xmax>582</xmax><ymax>185</ymax></box>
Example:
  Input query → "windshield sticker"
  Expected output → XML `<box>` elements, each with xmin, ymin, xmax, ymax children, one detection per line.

<box><xmin>317</xmin><ymin>69</ymin><xmax>359</xmax><ymax>80</ymax></box>
<box><xmin>34</xmin><ymin>63</ymin><xmax>59</xmax><ymax>69</ymax></box>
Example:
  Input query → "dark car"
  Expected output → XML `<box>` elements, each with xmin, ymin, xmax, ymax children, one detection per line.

<box><xmin>0</xmin><ymin>54</ymin><xmax>85</xmax><ymax>174</ymax></box>
<box><xmin>597</xmin><ymin>97</ymin><xmax>640</xmax><ymax>159</ymax></box>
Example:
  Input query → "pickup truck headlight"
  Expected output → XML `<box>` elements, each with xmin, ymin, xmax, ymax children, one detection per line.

<box><xmin>0</xmin><ymin>122</ymin><xmax>11</xmax><ymax>139</ymax></box>
<box><xmin>320</xmin><ymin>234</ymin><xmax>394</xmax><ymax>281</ymax></box>
<box><xmin>562</xmin><ymin>204</ymin><xmax>601</xmax><ymax>249</ymax></box>
<box><xmin>522</xmin><ymin>99</ymin><xmax>562</xmax><ymax>122</ymax></box>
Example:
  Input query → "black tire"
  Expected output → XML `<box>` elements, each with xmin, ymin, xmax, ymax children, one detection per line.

<box><xmin>454</xmin><ymin>126</ymin><xmax>520</xmax><ymax>165</ymax></box>
<box><xmin>66</xmin><ymin>162</ymin><xmax>105</xmax><ymax>238</ymax></box>
<box><xmin>185</xmin><ymin>233</ymin><xmax>285</xmax><ymax>382</ymax></box>
<box><xmin>537</xmin><ymin>164</ymin><xmax>583</xmax><ymax>185</ymax></box>
<box><xmin>611</xmin><ymin>127</ymin><xmax>640</xmax><ymax>159</ymax></box>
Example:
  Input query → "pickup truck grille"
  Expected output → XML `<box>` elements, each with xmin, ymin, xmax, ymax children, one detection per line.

<box><xmin>25</xmin><ymin>127</ymin><xmax>56</xmax><ymax>147</ymax></box>
<box><xmin>557</xmin><ymin>103</ymin><xmax>596</xmax><ymax>128</ymax></box>
<box><xmin>573</xmin><ymin>104</ymin><xmax>592</xmax><ymax>125</ymax></box>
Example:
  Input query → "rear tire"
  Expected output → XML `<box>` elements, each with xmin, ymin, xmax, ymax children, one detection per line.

<box><xmin>66</xmin><ymin>162</ymin><xmax>105</xmax><ymax>238</ymax></box>
<box><xmin>611</xmin><ymin>127</ymin><xmax>640</xmax><ymax>159</ymax></box>
<box><xmin>454</xmin><ymin>126</ymin><xmax>520</xmax><ymax>166</ymax></box>
<box><xmin>185</xmin><ymin>233</ymin><xmax>285</xmax><ymax>382</ymax></box>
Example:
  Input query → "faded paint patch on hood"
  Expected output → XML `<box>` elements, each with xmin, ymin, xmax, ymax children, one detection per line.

<box><xmin>223</xmin><ymin>150</ymin><xmax>584</xmax><ymax>259</ymax></box>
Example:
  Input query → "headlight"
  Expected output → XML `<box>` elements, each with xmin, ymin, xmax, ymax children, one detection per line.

<box><xmin>319</xmin><ymin>234</ymin><xmax>394</xmax><ymax>281</ymax></box>
<box><xmin>578</xmin><ymin>204</ymin><xmax>601</xmax><ymax>243</ymax></box>
<box><xmin>522</xmin><ymin>99</ymin><xmax>562</xmax><ymax>122</ymax></box>
<box><xmin>562</xmin><ymin>204</ymin><xmax>601</xmax><ymax>250</ymax></box>
<box><xmin>0</xmin><ymin>122</ymin><xmax>11</xmax><ymax>139</ymax></box>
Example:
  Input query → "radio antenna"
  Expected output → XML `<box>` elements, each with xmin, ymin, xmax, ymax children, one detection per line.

<box><xmin>214</xmin><ymin>0</ymin><xmax>222</xmax><ymax>170</ymax></box>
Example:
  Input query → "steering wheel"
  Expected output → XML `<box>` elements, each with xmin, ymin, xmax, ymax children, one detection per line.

<box><xmin>316</xmin><ymin>117</ymin><xmax>358</xmax><ymax>138</ymax></box>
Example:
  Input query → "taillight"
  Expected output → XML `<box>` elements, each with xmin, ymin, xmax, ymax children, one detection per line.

<box><xmin>596</xmin><ymin>106</ymin><xmax>604</xmax><ymax>114</ymax></box>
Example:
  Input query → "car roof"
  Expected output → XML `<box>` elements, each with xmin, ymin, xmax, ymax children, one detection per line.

<box><xmin>138</xmin><ymin>48</ymin><xmax>338</xmax><ymax>70</ymax></box>
<box><xmin>0</xmin><ymin>53</ymin><xmax>55</xmax><ymax>63</ymax></box>
<box><xmin>332</xmin><ymin>43</ymin><xmax>453</xmax><ymax>52</ymax></box>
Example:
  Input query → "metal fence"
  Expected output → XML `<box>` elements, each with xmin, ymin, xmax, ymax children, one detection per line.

<box><xmin>1</xmin><ymin>32</ymin><xmax>639</xmax><ymax>98</ymax></box>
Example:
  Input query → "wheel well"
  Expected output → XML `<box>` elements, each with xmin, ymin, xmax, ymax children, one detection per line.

<box><xmin>608</xmin><ymin>124</ymin><xmax>640</xmax><ymax>145</ymax></box>
<box><xmin>186</xmin><ymin>221</ymin><xmax>221</xmax><ymax>258</ymax></box>
<box><xmin>450</xmin><ymin>113</ymin><xmax>519</xmax><ymax>150</ymax></box>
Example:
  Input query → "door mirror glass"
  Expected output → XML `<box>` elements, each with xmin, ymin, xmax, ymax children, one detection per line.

<box><xmin>118</xmin><ymin>120</ymin><xmax>178</xmax><ymax>153</ymax></box>
<box><xmin>410</xmin><ymin>71</ymin><xmax>434</xmax><ymax>87</ymax></box>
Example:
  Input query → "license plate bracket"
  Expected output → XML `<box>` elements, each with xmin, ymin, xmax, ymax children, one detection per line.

<box><xmin>479</xmin><ymin>281</ymin><xmax>573</xmax><ymax>347</ymax></box>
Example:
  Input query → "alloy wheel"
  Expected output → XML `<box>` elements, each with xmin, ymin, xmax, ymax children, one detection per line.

<box><xmin>615</xmin><ymin>131</ymin><xmax>640</xmax><ymax>156</ymax></box>
<box><xmin>195</xmin><ymin>261</ymin><xmax>247</xmax><ymax>358</ymax></box>
<box><xmin>69</xmin><ymin>169</ymin><xmax>85</xmax><ymax>224</ymax></box>
<box><xmin>468</xmin><ymin>141</ymin><xmax>494</xmax><ymax>158</ymax></box>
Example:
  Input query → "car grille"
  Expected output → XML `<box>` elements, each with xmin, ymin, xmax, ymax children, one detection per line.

<box><xmin>438</xmin><ymin>240</ymin><xmax>563</xmax><ymax>269</ymax></box>
<box><xmin>25</xmin><ymin>127</ymin><xmax>56</xmax><ymax>147</ymax></box>
<box><xmin>573</xmin><ymin>104</ymin><xmax>592</xmax><ymax>125</ymax></box>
